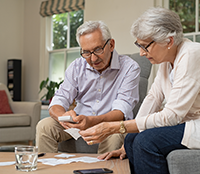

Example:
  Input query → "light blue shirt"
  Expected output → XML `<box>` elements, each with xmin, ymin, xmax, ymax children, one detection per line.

<box><xmin>49</xmin><ymin>49</ymin><xmax>140</xmax><ymax>120</ymax></box>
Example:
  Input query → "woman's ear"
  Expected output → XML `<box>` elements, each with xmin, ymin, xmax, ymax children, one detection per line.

<box><xmin>109</xmin><ymin>39</ymin><xmax>115</xmax><ymax>52</ymax></box>
<box><xmin>167</xmin><ymin>37</ymin><xmax>174</xmax><ymax>49</ymax></box>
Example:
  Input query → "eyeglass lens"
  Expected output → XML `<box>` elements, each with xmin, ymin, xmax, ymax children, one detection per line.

<box><xmin>81</xmin><ymin>39</ymin><xmax>111</xmax><ymax>58</ymax></box>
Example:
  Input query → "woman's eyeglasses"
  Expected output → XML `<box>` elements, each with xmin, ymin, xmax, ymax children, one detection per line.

<box><xmin>134</xmin><ymin>40</ymin><xmax>154</xmax><ymax>52</ymax></box>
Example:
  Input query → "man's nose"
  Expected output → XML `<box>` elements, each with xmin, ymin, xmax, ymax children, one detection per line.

<box><xmin>91</xmin><ymin>53</ymin><xmax>98</xmax><ymax>62</ymax></box>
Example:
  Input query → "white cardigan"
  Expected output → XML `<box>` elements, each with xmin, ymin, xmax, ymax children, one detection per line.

<box><xmin>136</xmin><ymin>38</ymin><xmax>200</xmax><ymax>149</ymax></box>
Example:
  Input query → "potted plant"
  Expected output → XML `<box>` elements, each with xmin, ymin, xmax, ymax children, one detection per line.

<box><xmin>39</xmin><ymin>77</ymin><xmax>63</xmax><ymax>104</ymax></box>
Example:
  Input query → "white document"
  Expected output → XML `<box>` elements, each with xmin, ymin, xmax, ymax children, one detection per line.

<box><xmin>38</xmin><ymin>154</ymin><xmax>103</xmax><ymax>166</ymax></box>
<box><xmin>0</xmin><ymin>154</ymin><xmax>103</xmax><ymax>167</ymax></box>
<box><xmin>55</xmin><ymin>153</ymin><xmax>75</xmax><ymax>158</ymax></box>
<box><xmin>0</xmin><ymin>161</ymin><xmax>15</xmax><ymax>166</ymax></box>
<box><xmin>64</xmin><ymin>128</ymin><xmax>81</xmax><ymax>140</ymax></box>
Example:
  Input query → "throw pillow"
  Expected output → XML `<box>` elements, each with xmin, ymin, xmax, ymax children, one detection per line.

<box><xmin>0</xmin><ymin>90</ymin><xmax>13</xmax><ymax>114</ymax></box>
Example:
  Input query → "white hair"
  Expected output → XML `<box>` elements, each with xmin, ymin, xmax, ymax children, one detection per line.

<box><xmin>131</xmin><ymin>7</ymin><xmax>183</xmax><ymax>45</ymax></box>
<box><xmin>76</xmin><ymin>21</ymin><xmax>111</xmax><ymax>45</ymax></box>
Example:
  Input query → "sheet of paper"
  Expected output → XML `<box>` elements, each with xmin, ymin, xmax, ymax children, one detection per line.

<box><xmin>37</xmin><ymin>158</ymin><xmax>58</xmax><ymax>163</ymax></box>
<box><xmin>0</xmin><ymin>161</ymin><xmax>15</xmax><ymax>166</ymax></box>
<box><xmin>64</xmin><ymin>128</ymin><xmax>81</xmax><ymax>140</ymax></box>
<box><xmin>37</xmin><ymin>154</ymin><xmax>103</xmax><ymax>166</ymax></box>
<box><xmin>72</xmin><ymin>156</ymin><xmax>103</xmax><ymax>163</ymax></box>
<box><xmin>0</xmin><ymin>154</ymin><xmax>103</xmax><ymax>167</ymax></box>
<box><xmin>55</xmin><ymin>153</ymin><xmax>75</xmax><ymax>158</ymax></box>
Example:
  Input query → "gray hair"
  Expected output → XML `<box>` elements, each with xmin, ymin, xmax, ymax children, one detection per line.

<box><xmin>131</xmin><ymin>7</ymin><xmax>183</xmax><ymax>46</ymax></box>
<box><xmin>76</xmin><ymin>21</ymin><xmax>112</xmax><ymax>45</ymax></box>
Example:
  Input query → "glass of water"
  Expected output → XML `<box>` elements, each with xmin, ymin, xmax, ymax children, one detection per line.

<box><xmin>15</xmin><ymin>146</ymin><xmax>38</xmax><ymax>172</ymax></box>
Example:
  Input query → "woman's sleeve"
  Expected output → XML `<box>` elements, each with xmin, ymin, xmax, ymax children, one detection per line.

<box><xmin>136</xmin><ymin>64</ymin><xmax>165</xmax><ymax>131</ymax></box>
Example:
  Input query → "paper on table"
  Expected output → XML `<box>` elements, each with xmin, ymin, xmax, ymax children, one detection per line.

<box><xmin>37</xmin><ymin>154</ymin><xmax>103</xmax><ymax>166</ymax></box>
<box><xmin>0</xmin><ymin>161</ymin><xmax>15</xmax><ymax>166</ymax></box>
<box><xmin>0</xmin><ymin>154</ymin><xmax>103</xmax><ymax>167</ymax></box>
<box><xmin>55</xmin><ymin>153</ymin><xmax>75</xmax><ymax>158</ymax></box>
<box><xmin>37</xmin><ymin>158</ymin><xmax>57</xmax><ymax>163</ymax></box>
<box><xmin>64</xmin><ymin>128</ymin><xmax>81</xmax><ymax>140</ymax></box>
<box><xmin>73</xmin><ymin>156</ymin><xmax>103</xmax><ymax>163</ymax></box>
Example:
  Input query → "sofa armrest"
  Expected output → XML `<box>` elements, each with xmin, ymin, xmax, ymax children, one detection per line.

<box><xmin>167</xmin><ymin>149</ymin><xmax>200</xmax><ymax>174</ymax></box>
<box><xmin>10</xmin><ymin>101</ymin><xmax>41</xmax><ymax>139</ymax></box>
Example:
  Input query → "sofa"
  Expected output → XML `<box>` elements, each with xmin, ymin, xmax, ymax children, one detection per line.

<box><xmin>0</xmin><ymin>83</ymin><xmax>41</xmax><ymax>146</ymax></box>
<box><xmin>167</xmin><ymin>149</ymin><xmax>200</xmax><ymax>174</ymax></box>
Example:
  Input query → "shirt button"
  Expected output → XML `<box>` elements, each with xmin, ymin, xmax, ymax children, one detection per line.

<box><xmin>93</xmin><ymin>112</ymin><xmax>96</xmax><ymax>115</ymax></box>
<box><xmin>98</xmin><ymin>89</ymin><xmax>101</xmax><ymax>92</ymax></box>
<box><xmin>100</xmin><ymin>76</ymin><xmax>103</xmax><ymax>79</ymax></box>
<box><xmin>96</xmin><ymin>100</ymin><xmax>99</xmax><ymax>103</ymax></box>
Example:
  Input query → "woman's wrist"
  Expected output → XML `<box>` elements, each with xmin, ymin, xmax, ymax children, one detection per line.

<box><xmin>107</xmin><ymin>121</ymin><xmax>121</xmax><ymax>134</ymax></box>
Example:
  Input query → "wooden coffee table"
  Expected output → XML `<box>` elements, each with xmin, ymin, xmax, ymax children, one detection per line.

<box><xmin>0</xmin><ymin>152</ymin><xmax>130</xmax><ymax>174</ymax></box>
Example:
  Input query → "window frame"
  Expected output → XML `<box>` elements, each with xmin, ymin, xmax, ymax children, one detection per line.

<box><xmin>47</xmin><ymin>11</ymin><xmax>83</xmax><ymax>82</ymax></box>
<box><xmin>169</xmin><ymin>0</ymin><xmax>200</xmax><ymax>42</ymax></box>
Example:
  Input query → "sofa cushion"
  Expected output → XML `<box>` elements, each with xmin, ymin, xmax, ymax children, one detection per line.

<box><xmin>0</xmin><ymin>90</ymin><xmax>13</xmax><ymax>114</ymax></box>
<box><xmin>167</xmin><ymin>149</ymin><xmax>200</xmax><ymax>174</ymax></box>
<box><xmin>0</xmin><ymin>114</ymin><xmax>31</xmax><ymax>127</ymax></box>
<box><xmin>126</xmin><ymin>53</ymin><xmax>152</xmax><ymax>117</ymax></box>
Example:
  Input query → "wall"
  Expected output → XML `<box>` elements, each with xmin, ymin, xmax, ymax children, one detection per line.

<box><xmin>0</xmin><ymin>0</ymin><xmax>24</xmax><ymax>95</ymax></box>
<box><xmin>23</xmin><ymin>0</ymin><xmax>43</xmax><ymax>101</ymax></box>
<box><xmin>84</xmin><ymin>0</ymin><xmax>154</xmax><ymax>54</ymax></box>
<box><xmin>0</xmin><ymin>0</ymin><xmax>42</xmax><ymax>101</ymax></box>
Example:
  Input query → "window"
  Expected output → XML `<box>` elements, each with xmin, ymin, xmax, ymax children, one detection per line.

<box><xmin>48</xmin><ymin>10</ymin><xmax>84</xmax><ymax>83</ymax></box>
<box><xmin>169</xmin><ymin>0</ymin><xmax>200</xmax><ymax>42</ymax></box>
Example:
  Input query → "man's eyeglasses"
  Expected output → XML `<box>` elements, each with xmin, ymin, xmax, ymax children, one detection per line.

<box><xmin>80</xmin><ymin>39</ymin><xmax>111</xmax><ymax>59</ymax></box>
<box><xmin>134</xmin><ymin>40</ymin><xmax>154</xmax><ymax>52</ymax></box>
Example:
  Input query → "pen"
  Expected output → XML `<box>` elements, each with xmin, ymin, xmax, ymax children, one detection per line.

<box><xmin>38</xmin><ymin>153</ymin><xmax>46</xmax><ymax>157</ymax></box>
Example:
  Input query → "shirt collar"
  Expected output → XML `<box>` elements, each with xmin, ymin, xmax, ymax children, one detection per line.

<box><xmin>85</xmin><ymin>49</ymin><xmax>120</xmax><ymax>72</ymax></box>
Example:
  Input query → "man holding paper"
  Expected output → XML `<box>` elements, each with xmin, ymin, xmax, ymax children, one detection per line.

<box><xmin>36</xmin><ymin>20</ymin><xmax>140</xmax><ymax>153</ymax></box>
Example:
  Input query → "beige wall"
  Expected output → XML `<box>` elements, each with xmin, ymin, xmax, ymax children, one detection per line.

<box><xmin>23</xmin><ymin>0</ymin><xmax>43</xmax><ymax>101</ymax></box>
<box><xmin>0</xmin><ymin>0</ymin><xmax>24</xmax><ymax>96</ymax></box>
<box><xmin>0</xmin><ymin>0</ymin><xmax>167</xmax><ymax>101</ymax></box>
<box><xmin>84</xmin><ymin>0</ymin><xmax>154</xmax><ymax>54</ymax></box>
<box><xmin>0</xmin><ymin>0</ymin><xmax>42</xmax><ymax>101</ymax></box>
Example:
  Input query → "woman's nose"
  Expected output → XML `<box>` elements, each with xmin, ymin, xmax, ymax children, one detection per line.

<box><xmin>139</xmin><ymin>48</ymin><xmax>147</xmax><ymax>57</ymax></box>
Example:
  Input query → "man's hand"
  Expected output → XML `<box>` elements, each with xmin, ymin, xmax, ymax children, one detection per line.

<box><xmin>97</xmin><ymin>145</ymin><xmax>126</xmax><ymax>160</ymax></box>
<box><xmin>61</xmin><ymin>114</ymin><xmax>98</xmax><ymax>130</ymax></box>
<box><xmin>59</xmin><ymin>110</ymin><xmax>77</xmax><ymax>129</ymax></box>
<box><xmin>79</xmin><ymin>122</ymin><xmax>117</xmax><ymax>144</ymax></box>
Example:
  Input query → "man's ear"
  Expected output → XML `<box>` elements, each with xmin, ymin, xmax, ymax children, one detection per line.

<box><xmin>109</xmin><ymin>39</ymin><xmax>115</xmax><ymax>52</ymax></box>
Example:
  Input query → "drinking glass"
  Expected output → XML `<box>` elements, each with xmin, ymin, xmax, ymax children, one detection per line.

<box><xmin>15</xmin><ymin>146</ymin><xmax>38</xmax><ymax>172</ymax></box>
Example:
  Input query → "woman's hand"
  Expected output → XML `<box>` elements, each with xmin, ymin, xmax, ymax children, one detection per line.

<box><xmin>80</xmin><ymin>122</ymin><xmax>116</xmax><ymax>145</ymax></box>
<box><xmin>98</xmin><ymin>145</ymin><xmax>126</xmax><ymax>160</ymax></box>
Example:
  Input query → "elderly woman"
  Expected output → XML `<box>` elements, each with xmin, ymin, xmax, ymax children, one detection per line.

<box><xmin>80</xmin><ymin>7</ymin><xmax>200</xmax><ymax>174</ymax></box>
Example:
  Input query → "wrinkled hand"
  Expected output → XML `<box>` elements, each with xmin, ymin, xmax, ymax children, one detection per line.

<box><xmin>59</xmin><ymin>110</ymin><xmax>76</xmax><ymax>129</ymax></box>
<box><xmin>60</xmin><ymin>110</ymin><xmax>97</xmax><ymax>130</ymax></box>
<box><xmin>80</xmin><ymin>122</ymin><xmax>114</xmax><ymax>145</ymax></box>
<box><xmin>98</xmin><ymin>145</ymin><xmax>126</xmax><ymax>160</ymax></box>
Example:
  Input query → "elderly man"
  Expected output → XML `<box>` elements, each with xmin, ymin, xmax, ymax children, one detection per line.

<box><xmin>36</xmin><ymin>20</ymin><xmax>140</xmax><ymax>154</ymax></box>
